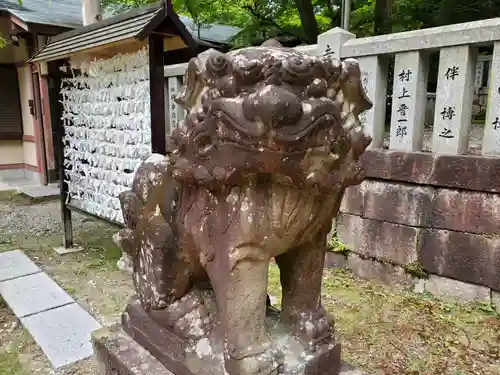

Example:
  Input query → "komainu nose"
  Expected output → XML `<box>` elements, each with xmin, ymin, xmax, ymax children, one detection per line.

<box><xmin>242</xmin><ymin>85</ymin><xmax>303</xmax><ymax>130</ymax></box>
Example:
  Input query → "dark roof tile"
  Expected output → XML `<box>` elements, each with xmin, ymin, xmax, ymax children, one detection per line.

<box><xmin>0</xmin><ymin>0</ymin><xmax>240</xmax><ymax>44</ymax></box>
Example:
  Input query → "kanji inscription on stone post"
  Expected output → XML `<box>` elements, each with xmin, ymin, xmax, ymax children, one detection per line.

<box><xmin>432</xmin><ymin>46</ymin><xmax>475</xmax><ymax>154</ymax></box>
<box><xmin>167</xmin><ymin>76</ymin><xmax>185</xmax><ymax>133</ymax></box>
<box><xmin>389</xmin><ymin>51</ymin><xmax>428</xmax><ymax>151</ymax></box>
<box><xmin>482</xmin><ymin>42</ymin><xmax>500</xmax><ymax>155</ymax></box>
<box><xmin>358</xmin><ymin>70</ymin><xmax>369</xmax><ymax>126</ymax></box>
<box><xmin>356</xmin><ymin>55</ymin><xmax>388</xmax><ymax>148</ymax></box>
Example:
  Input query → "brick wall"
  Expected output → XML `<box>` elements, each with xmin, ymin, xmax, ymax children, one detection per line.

<box><xmin>331</xmin><ymin>149</ymin><xmax>500</xmax><ymax>309</ymax></box>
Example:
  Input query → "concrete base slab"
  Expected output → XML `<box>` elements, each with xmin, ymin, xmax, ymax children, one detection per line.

<box><xmin>0</xmin><ymin>250</ymin><xmax>102</xmax><ymax>369</ymax></box>
<box><xmin>22</xmin><ymin>303</ymin><xmax>102</xmax><ymax>369</ymax></box>
<box><xmin>92</xmin><ymin>326</ymin><xmax>367</xmax><ymax>375</ymax></box>
<box><xmin>0</xmin><ymin>181</ymin><xmax>13</xmax><ymax>191</ymax></box>
<box><xmin>0</xmin><ymin>250</ymin><xmax>41</xmax><ymax>282</ymax></box>
<box><xmin>17</xmin><ymin>184</ymin><xmax>59</xmax><ymax>199</ymax></box>
<box><xmin>0</xmin><ymin>178</ymin><xmax>59</xmax><ymax>199</ymax></box>
<box><xmin>53</xmin><ymin>246</ymin><xmax>84</xmax><ymax>255</ymax></box>
<box><xmin>0</xmin><ymin>272</ymin><xmax>74</xmax><ymax>318</ymax></box>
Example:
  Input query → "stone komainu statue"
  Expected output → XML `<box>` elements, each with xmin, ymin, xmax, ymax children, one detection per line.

<box><xmin>114</xmin><ymin>40</ymin><xmax>372</xmax><ymax>375</ymax></box>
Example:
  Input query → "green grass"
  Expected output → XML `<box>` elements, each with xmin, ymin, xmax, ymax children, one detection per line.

<box><xmin>267</xmin><ymin>264</ymin><xmax>500</xmax><ymax>375</ymax></box>
<box><xmin>1</xmin><ymin>196</ymin><xmax>499</xmax><ymax>375</ymax></box>
<box><xmin>0</xmin><ymin>190</ymin><xmax>57</xmax><ymax>206</ymax></box>
<box><xmin>327</xmin><ymin>232</ymin><xmax>350</xmax><ymax>255</ymax></box>
<box><xmin>0</xmin><ymin>191</ymin><xmax>32</xmax><ymax>205</ymax></box>
<box><xmin>0</xmin><ymin>351</ymin><xmax>26</xmax><ymax>375</ymax></box>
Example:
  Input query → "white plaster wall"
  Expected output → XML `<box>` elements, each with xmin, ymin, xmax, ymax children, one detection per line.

<box><xmin>0</xmin><ymin>140</ymin><xmax>24</xmax><ymax>164</ymax></box>
<box><xmin>17</xmin><ymin>66</ymin><xmax>35</xmax><ymax>137</ymax></box>
<box><xmin>23</xmin><ymin>141</ymin><xmax>38</xmax><ymax>167</ymax></box>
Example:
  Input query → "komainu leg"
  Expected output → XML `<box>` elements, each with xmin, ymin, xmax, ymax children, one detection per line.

<box><xmin>132</xmin><ymin>212</ymin><xmax>211</xmax><ymax>340</ymax></box>
<box><xmin>208</xmin><ymin>250</ymin><xmax>279</xmax><ymax>375</ymax></box>
<box><xmin>275</xmin><ymin>234</ymin><xmax>332</xmax><ymax>351</ymax></box>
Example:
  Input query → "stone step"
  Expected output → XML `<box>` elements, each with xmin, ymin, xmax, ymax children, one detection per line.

<box><xmin>0</xmin><ymin>272</ymin><xmax>74</xmax><ymax>318</ymax></box>
<box><xmin>0</xmin><ymin>250</ymin><xmax>102</xmax><ymax>369</ymax></box>
<box><xmin>22</xmin><ymin>303</ymin><xmax>101</xmax><ymax>369</ymax></box>
<box><xmin>0</xmin><ymin>250</ymin><xmax>41</xmax><ymax>282</ymax></box>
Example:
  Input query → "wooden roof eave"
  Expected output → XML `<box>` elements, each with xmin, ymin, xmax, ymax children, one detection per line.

<box><xmin>28</xmin><ymin>1</ymin><xmax>196</xmax><ymax>63</ymax></box>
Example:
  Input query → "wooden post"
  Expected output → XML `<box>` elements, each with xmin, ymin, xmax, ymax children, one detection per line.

<box><xmin>48</xmin><ymin>61</ymin><xmax>73</xmax><ymax>249</ymax></box>
<box><xmin>149</xmin><ymin>33</ymin><xmax>166</xmax><ymax>155</ymax></box>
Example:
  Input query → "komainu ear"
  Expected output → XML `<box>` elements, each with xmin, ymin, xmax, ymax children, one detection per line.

<box><xmin>261</xmin><ymin>38</ymin><xmax>284</xmax><ymax>48</ymax></box>
<box><xmin>338</xmin><ymin>58</ymin><xmax>373</xmax><ymax>131</ymax></box>
<box><xmin>175</xmin><ymin>57</ymin><xmax>205</xmax><ymax>111</ymax></box>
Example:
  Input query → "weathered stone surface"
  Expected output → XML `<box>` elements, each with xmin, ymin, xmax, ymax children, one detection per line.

<box><xmin>413</xmin><ymin>278</ymin><xmax>426</xmax><ymax>294</ymax></box>
<box><xmin>355</xmin><ymin>55</ymin><xmax>388</xmax><ymax>149</ymax></box>
<box><xmin>340</xmin><ymin>184</ymin><xmax>364</xmax><ymax>216</ymax></box>
<box><xmin>492</xmin><ymin>291</ymin><xmax>500</xmax><ymax>313</ymax></box>
<box><xmin>483</xmin><ymin>41</ymin><xmax>500</xmax><ymax>155</ymax></box>
<box><xmin>360</xmin><ymin>149</ymin><xmax>500</xmax><ymax>193</ymax></box>
<box><xmin>360</xmin><ymin>150</ymin><xmax>433</xmax><ymax>185</ymax></box>
<box><xmin>338</xmin><ymin>214</ymin><xmax>419</xmax><ymax>265</ymax></box>
<box><xmin>0</xmin><ymin>272</ymin><xmax>74</xmax><ymax>318</ymax></box>
<box><xmin>388</xmin><ymin>50</ymin><xmax>428</xmax><ymax>152</ymax></box>
<box><xmin>339</xmin><ymin>363</ymin><xmax>367</xmax><ymax>375</ymax></box>
<box><xmin>419</xmin><ymin>229</ymin><xmax>500</xmax><ymax>291</ymax></box>
<box><xmin>431</xmin><ymin>45</ymin><xmax>476</xmax><ymax>155</ymax></box>
<box><xmin>430</xmin><ymin>154</ymin><xmax>500</xmax><ymax>193</ymax></box>
<box><xmin>123</xmin><ymin>297</ymin><xmax>344</xmax><ymax>375</ymax></box>
<box><xmin>346</xmin><ymin>254</ymin><xmax>414</xmax><ymax>286</ymax></box>
<box><xmin>93</xmin><ymin>326</ymin><xmax>367</xmax><ymax>375</ymax></box>
<box><xmin>0</xmin><ymin>250</ymin><xmax>40</xmax><ymax>282</ymax></box>
<box><xmin>325</xmin><ymin>252</ymin><xmax>347</xmax><ymax>269</ymax></box>
<box><xmin>424</xmin><ymin>275</ymin><xmax>491</xmax><ymax>303</ymax></box>
<box><xmin>429</xmin><ymin>189</ymin><xmax>500</xmax><ymax>235</ymax></box>
<box><xmin>336</xmin><ymin>214</ymin><xmax>363</xmax><ymax>251</ymax></box>
<box><xmin>360</xmin><ymin>219</ymin><xmax>420</xmax><ymax>265</ymax></box>
<box><xmin>112</xmin><ymin>44</ymin><xmax>373</xmax><ymax>375</ymax></box>
<box><xmin>363</xmin><ymin>180</ymin><xmax>433</xmax><ymax>226</ymax></box>
<box><xmin>340</xmin><ymin>17</ymin><xmax>500</xmax><ymax>58</ymax></box>
<box><xmin>21</xmin><ymin>303</ymin><xmax>101</xmax><ymax>369</ymax></box>
<box><xmin>93</xmin><ymin>325</ymin><xmax>178</xmax><ymax>375</ymax></box>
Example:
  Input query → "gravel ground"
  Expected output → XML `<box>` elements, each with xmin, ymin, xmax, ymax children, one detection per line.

<box><xmin>0</xmin><ymin>193</ymin><xmax>128</xmax><ymax>375</ymax></box>
<box><xmin>0</xmin><ymin>195</ymin><xmax>115</xmax><ymax>244</ymax></box>
<box><xmin>1</xmin><ymin>181</ymin><xmax>499</xmax><ymax>375</ymax></box>
<box><xmin>0</xmin><ymin>200</ymin><xmax>76</xmax><ymax>239</ymax></box>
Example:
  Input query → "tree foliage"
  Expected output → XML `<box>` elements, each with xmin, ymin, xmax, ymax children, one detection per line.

<box><xmin>3</xmin><ymin>0</ymin><xmax>498</xmax><ymax>50</ymax></box>
<box><xmin>100</xmin><ymin>0</ymin><xmax>500</xmax><ymax>47</ymax></box>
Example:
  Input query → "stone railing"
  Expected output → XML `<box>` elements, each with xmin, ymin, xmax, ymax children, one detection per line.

<box><xmin>163</xmin><ymin>24</ymin><xmax>500</xmax><ymax>309</ymax></box>
<box><xmin>163</xmin><ymin>48</ymin><xmax>215</xmax><ymax>135</ymax></box>
<box><xmin>315</xmin><ymin>23</ymin><xmax>500</xmax><ymax>308</ymax></box>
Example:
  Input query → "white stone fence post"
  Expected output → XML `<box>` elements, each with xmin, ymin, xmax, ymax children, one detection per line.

<box><xmin>313</xmin><ymin>20</ymin><xmax>500</xmax><ymax>155</ymax></box>
<box><xmin>164</xmin><ymin>21</ymin><xmax>500</xmax><ymax>155</ymax></box>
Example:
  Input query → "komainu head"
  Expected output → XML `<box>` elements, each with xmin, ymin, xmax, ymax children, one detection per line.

<box><xmin>169</xmin><ymin>41</ymin><xmax>373</xmax><ymax>192</ymax></box>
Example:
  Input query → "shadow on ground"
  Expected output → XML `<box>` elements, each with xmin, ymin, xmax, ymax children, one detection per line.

<box><xmin>0</xmin><ymin>195</ymin><xmax>498</xmax><ymax>375</ymax></box>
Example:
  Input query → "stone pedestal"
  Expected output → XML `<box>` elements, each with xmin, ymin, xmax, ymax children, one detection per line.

<box><xmin>92</xmin><ymin>326</ymin><xmax>365</xmax><ymax>375</ymax></box>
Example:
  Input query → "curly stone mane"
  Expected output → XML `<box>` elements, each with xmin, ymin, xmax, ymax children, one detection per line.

<box><xmin>169</xmin><ymin>45</ymin><xmax>372</xmax><ymax>192</ymax></box>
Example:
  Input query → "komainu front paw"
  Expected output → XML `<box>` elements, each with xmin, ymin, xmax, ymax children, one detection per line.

<box><xmin>295</xmin><ymin>306</ymin><xmax>332</xmax><ymax>351</ymax></box>
<box><xmin>149</xmin><ymin>290</ymin><xmax>213</xmax><ymax>340</ymax></box>
<box><xmin>225</xmin><ymin>345</ymin><xmax>281</xmax><ymax>375</ymax></box>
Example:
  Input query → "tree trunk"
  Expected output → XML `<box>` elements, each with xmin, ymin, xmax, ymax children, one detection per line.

<box><xmin>374</xmin><ymin>0</ymin><xmax>392</xmax><ymax>35</ymax></box>
<box><xmin>294</xmin><ymin>0</ymin><xmax>319</xmax><ymax>44</ymax></box>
